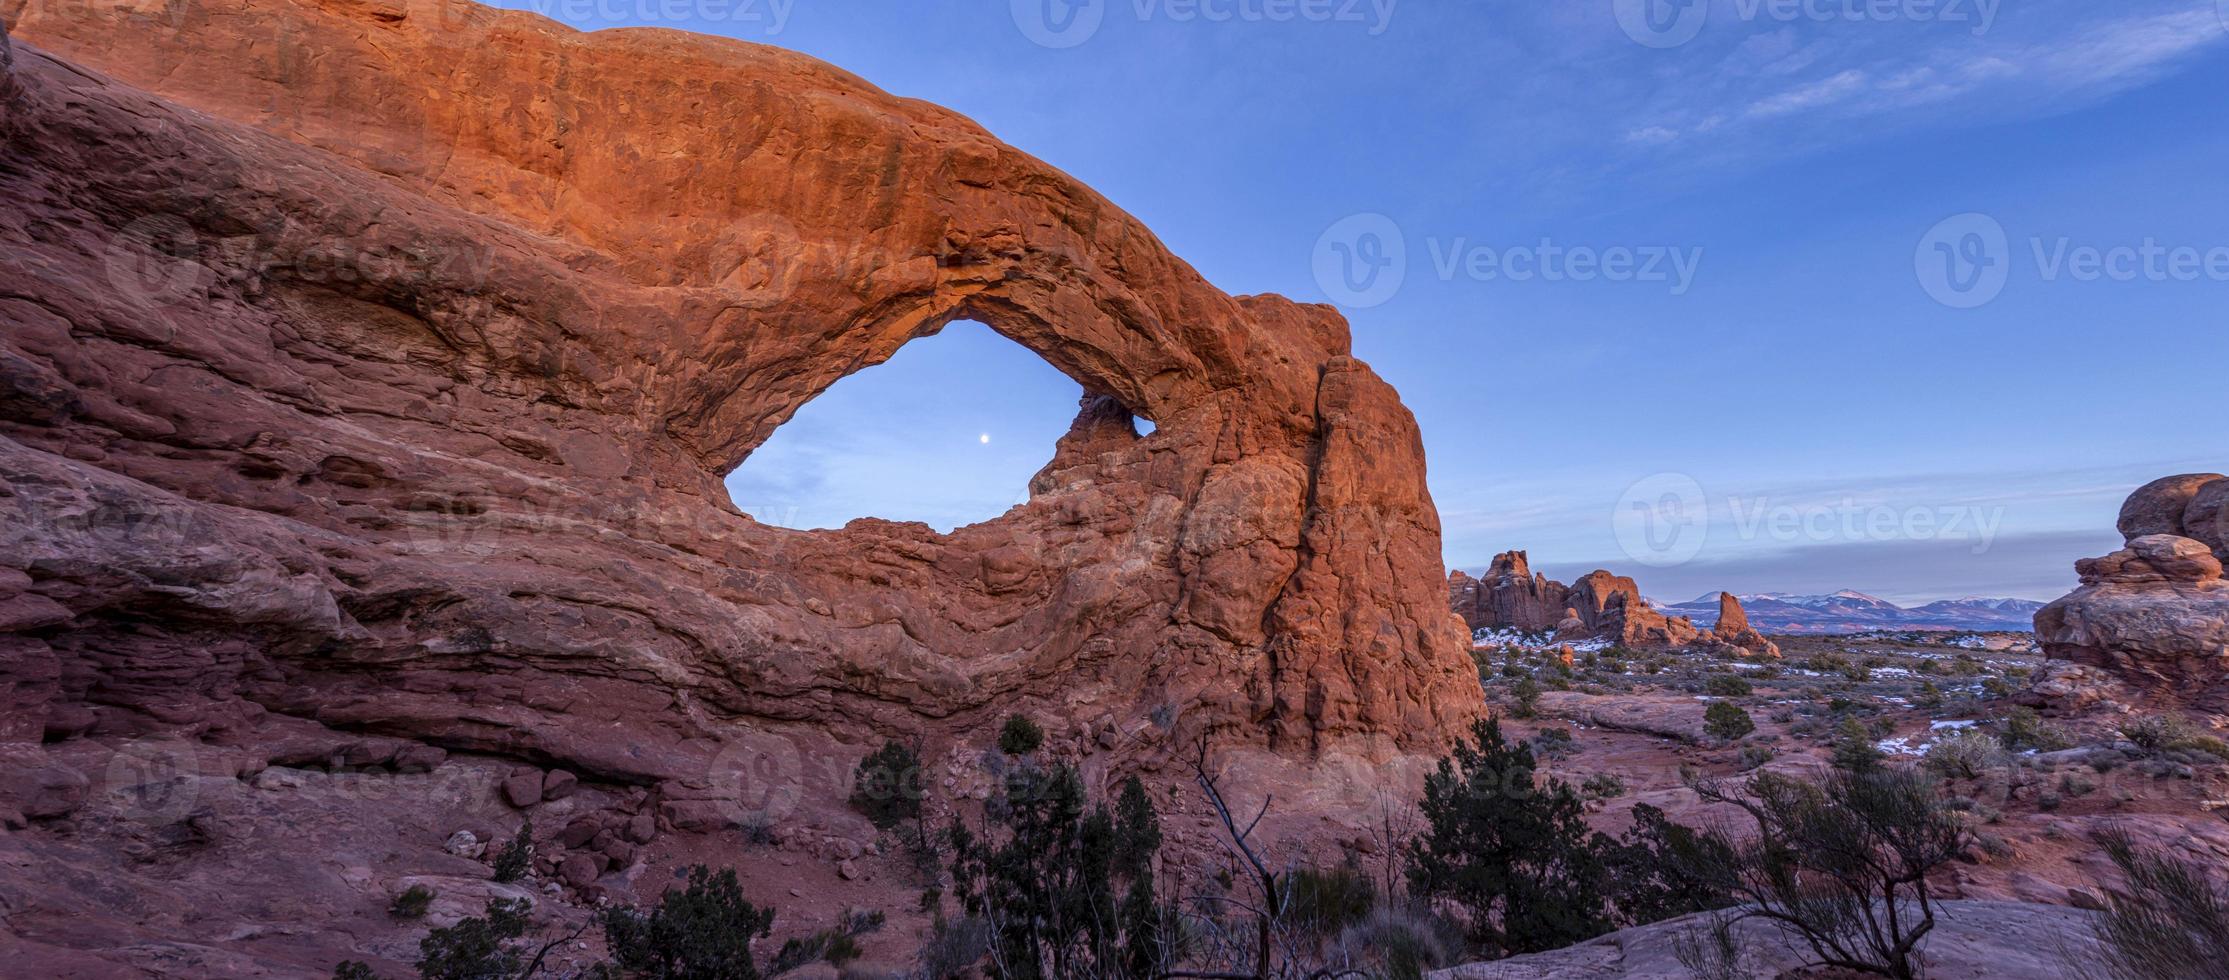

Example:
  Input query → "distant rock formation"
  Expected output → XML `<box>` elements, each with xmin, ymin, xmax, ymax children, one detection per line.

<box><xmin>1704</xmin><ymin>592</ymin><xmax>1782</xmax><ymax>659</ymax></box>
<box><xmin>2035</xmin><ymin>475</ymin><xmax>2229</xmax><ymax>714</ymax></box>
<box><xmin>1450</xmin><ymin>553</ymin><xmax>1777</xmax><ymax>656</ymax></box>
<box><xmin>1447</xmin><ymin>551</ymin><xmax>1566</xmax><ymax>633</ymax></box>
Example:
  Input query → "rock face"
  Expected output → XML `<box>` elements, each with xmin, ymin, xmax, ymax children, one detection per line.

<box><xmin>1447</xmin><ymin>551</ymin><xmax>1566</xmax><ymax>633</ymax></box>
<box><xmin>1704</xmin><ymin>592</ymin><xmax>1781</xmax><ymax>658</ymax></box>
<box><xmin>1449</xmin><ymin>551</ymin><xmax>1784</xmax><ymax>652</ymax></box>
<box><xmin>1430</xmin><ymin>900</ymin><xmax>2104</xmax><ymax>980</ymax></box>
<box><xmin>2036</xmin><ymin>474</ymin><xmax>2229</xmax><ymax>714</ymax></box>
<box><xmin>0</xmin><ymin>0</ymin><xmax>1480</xmax><ymax>812</ymax></box>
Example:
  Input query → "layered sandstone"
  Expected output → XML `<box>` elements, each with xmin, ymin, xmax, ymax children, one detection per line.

<box><xmin>2035</xmin><ymin>475</ymin><xmax>2229</xmax><ymax>714</ymax></box>
<box><xmin>0</xmin><ymin>0</ymin><xmax>1480</xmax><ymax>827</ymax></box>
<box><xmin>1452</xmin><ymin>553</ymin><xmax>1778</xmax><ymax>656</ymax></box>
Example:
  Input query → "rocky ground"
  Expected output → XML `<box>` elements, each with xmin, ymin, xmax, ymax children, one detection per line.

<box><xmin>1474</xmin><ymin>629</ymin><xmax>2229</xmax><ymax>921</ymax></box>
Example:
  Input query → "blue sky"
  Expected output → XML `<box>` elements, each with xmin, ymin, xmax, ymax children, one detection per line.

<box><xmin>507</xmin><ymin>0</ymin><xmax>2227</xmax><ymax>603</ymax></box>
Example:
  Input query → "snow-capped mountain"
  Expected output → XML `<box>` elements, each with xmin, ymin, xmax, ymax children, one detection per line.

<box><xmin>1664</xmin><ymin>591</ymin><xmax>2043</xmax><ymax>634</ymax></box>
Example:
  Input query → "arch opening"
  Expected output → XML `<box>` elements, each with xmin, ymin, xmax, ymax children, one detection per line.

<box><xmin>725</xmin><ymin>320</ymin><xmax>1154</xmax><ymax>532</ymax></box>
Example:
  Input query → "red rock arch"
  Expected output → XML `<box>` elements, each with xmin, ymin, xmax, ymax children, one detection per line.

<box><xmin>0</xmin><ymin>0</ymin><xmax>1481</xmax><ymax>792</ymax></box>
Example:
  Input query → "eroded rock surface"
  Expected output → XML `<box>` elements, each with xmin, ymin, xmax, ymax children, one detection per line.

<box><xmin>0</xmin><ymin>4</ymin><xmax>1486</xmax><ymax>961</ymax></box>
<box><xmin>2036</xmin><ymin>475</ymin><xmax>2229</xmax><ymax>714</ymax></box>
<box><xmin>1454</xmin><ymin>552</ymin><xmax>1778</xmax><ymax>655</ymax></box>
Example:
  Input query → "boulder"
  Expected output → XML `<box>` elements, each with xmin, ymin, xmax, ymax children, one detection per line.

<box><xmin>2036</xmin><ymin>479</ymin><xmax>2229</xmax><ymax>714</ymax></box>
<box><xmin>2117</xmin><ymin>473</ymin><xmax>2226</xmax><ymax>540</ymax></box>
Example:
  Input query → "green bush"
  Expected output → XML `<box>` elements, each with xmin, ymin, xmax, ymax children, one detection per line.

<box><xmin>417</xmin><ymin>898</ymin><xmax>533</xmax><ymax>980</ymax></box>
<box><xmin>601</xmin><ymin>866</ymin><xmax>775</xmax><ymax>980</ymax></box>
<box><xmin>1704</xmin><ymin>702</ymin><xmax>1755</xmax><ymax>743</ymax></box>
<box><xmin>1924</xmin><ymin>730</ymin><xmax>2008</xmax><ymax>781</ymax></box>
<box><xmin>1580</xmin><ymin>772</ymin><xmax>1627</xmax><ymax>799</ymax></box>
<box><xmin>389</xmin><ymin>884</ymin><xmax>435</xmax><ymax>920</ymax></box>
<box><xmin>998</xmin><ymin>715</ymin><xmax>1045</xmax><ymax>756</ymax></box>
<box><xmin>1684</xmin><ymin>767</ymin><xmax>1967</xmax><ymax>980</ymax></box>
<box><xmin>1830</xmin><ymin>718</ymin><xmax>1884</xmax><ymax>774</ymax></box>
<box><xmin>2086</xmin><ymin>828</ymin><xmax>2229</xmax><ymax>980</ymax></box>
<box><xmin>1284</xmin><ymin>864</ymin><xmax>1377</xmax><ymax>936</ymax></box>
<box><xmin>2121</xmin><ymin>715</ymin><xmax>2190</xmax><ymax>753</ymax></box>
<box><xmin>1704</xmin><ymin>674</ymin><xmax>1753</xmax><ymax>697</ymax></box>
<box><xmin>949</xmin><ymin>769</ymin><xmax>1165</xmax><ymax>979</ymax></box>
<box><xmin>1509</xmin><ymin>676</ymin><xmax>1542</xmax><ymax>719</ymax></box>
<box><xmin>332</xmin><ymin>962</ymin><xmax>377</xmax><ymax>980</ymax></box>
<box><xmin>849</xmin><ymin>741</ymin><xmax>924</xmax><ymax>833</ymax></box>
<box><xmin>1736</xmin><ymin>744</ymin><xmax>1776</xmax><ymax>772</ymax></box>
<box><xmin>491</xmin><ymin>822</ymin><xmax>533</xmax><ymax>884</ymax></box>
<box><xmin>1403</xmin><ymin>720</ymin><xmax>1728</xmax><ymax>958</ymax></box>
<box><xmin>1998</xmin><ymin>707</ymin><xmax>2068</xmax><ymax>752</ymax></box>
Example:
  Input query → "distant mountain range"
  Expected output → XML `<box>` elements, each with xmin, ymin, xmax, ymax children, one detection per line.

<box><xmin>1658</xmin><ymin>590</ymin><xmax>2044</xmax><ymax>634</ymax></box>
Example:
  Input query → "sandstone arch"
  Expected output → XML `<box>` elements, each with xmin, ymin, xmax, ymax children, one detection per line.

<box><xmin>0</xmin><ymin>0</ymin><xmax>1481</xmax><ymax>798</ymax></box>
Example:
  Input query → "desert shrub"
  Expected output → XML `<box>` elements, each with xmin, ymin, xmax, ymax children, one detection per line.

<box><xmin>916</xmin><ymin>916</ymin><xmax>993</xmax><ymax>979</ymax></box>
<box><xmin>1924</xmin><ymin>730</ymin><xmax>2008</xmax><ymax>781</ymax></box>
<box><xmin>1671</xmin><ymin>913</ymin><xmax>1747</xmax><ymax>980</ymax></box>
<box><xmin>997</xmin><ymin>715</ymin><xmax>1045</xmax><ymax>756</ymax></box>
<box><xmin>1737</xmin><ymin>744</ymin><xmax>1776</xmax><ymax>772</ymax></box>
<box><xmin>1601</xmin><ymin>802</ymin><xmax>1735</xmax><ymax>925</ymax></box>
<box><xmin>948</xmin><ymin>769</ymin><xmax>1165</xmax><ymax>979</ymax></box>
<box><xmin>1283</xmin><ymin>864</ymin><xmax>1377</xmax><ymax>936</ymax></box>
<box><xmin>390</xmin><ymin>884</ymin><xmax>436</xmax><ymax>920</ymax></box>
<box><xmin>1831</xmin><ymin>718</ymin><xmax>1884</xmax><ymax>774</ymax></box>
<box><xmin>1404</xmin><ymin>718</ymin><xmax>1614</xmax><ymax>957</ymax></box>
<box><xmin>491</xmin><ymin>822</ymin><xmax>533</xmax><ymax>884</ymax></box>
<box><xmin>773</xmin><ymin>909</ymin><xmax>886</xmax><ymax>973</ymax></box>
<box><xmin>600</xmin><ymin>866</ymin><xmax>774</xmax><ymax>979</ymax></box>
<box><xmin>2173</xmin><ymin>734</ymin><xmax>2229</xmax><ymax>762</ymax></box>
<box><xmin>2060</xmin><ymin>773</ymin><xmax>2097</xmax><ymax>797</ymax></box>
<box><xmin>1328</xmin><ymin>906</ymin><xmax>1466</xmax><ymax>980</ymax></box>
<box><xmin>2122</xmin><ymin>715</ymin><xmax>2190</xmax><ymax>753</ymax></box>
<box><xmin>1704</xmin><ymin>674</ymin><xmax>1753</xmax><ymax>697</ymax></box>
<box><xmin>1915</xmin><ymin>682</ymin><xmax>1945</xmax><ymax>709</ymax></box>
<box><xmin>1704</xmin><ymin>703</ymin><xmax>1755</xmax><ymax>743</ymax></box>
<box><xmin>738</xmin><ymin>809</ymin><xmax>776</xmax><ymax>846</ymax></box>
<box><xmin>1996</xmin><ymin>707</ymin><xmax>2067</xmax><ymax>752</ymax></box>
<box><xmin>1508</xmin><ymin>676</ymin><xmax>1542</xmax><ymax>719</ymax></box>
<box><xmin>417</xmin><ymin>898</ymin><xmax>533</xmax><ymax>980</ymax></box>
<box><xmin>1580</xmin><ymin>772</ymin><xmax>1627</xmax><ymax>799</ymax></box>
<box><xmin>849</xmin><ymin>740</ymin><xmax>925</xmax><ymax>834</ymax></box>
<box><xmin>1529</xmin><ymin>726</ymin><xmax>1575</xmax><ymax>758</ymax></box>
<box><xmin>2085</xmin><ymin>828</ymin><xmax>2229</xmax><ymax>980</ymax></box>
<box><xmin>333</xmin><ymin>962</ymin><xmax>378</xmax><ymax>980</ymax></box>
<box><xmin>1684</xmin><ymin>767</ymin><xmax>1967</xmax><ymax>980</ymax></box>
